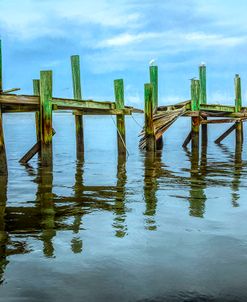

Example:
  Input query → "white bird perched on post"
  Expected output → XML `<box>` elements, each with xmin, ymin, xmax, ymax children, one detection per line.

<box><xmin>149</xmin><ymin>59</ymin><xmax>156</xmax><ymax>66</ymax></box>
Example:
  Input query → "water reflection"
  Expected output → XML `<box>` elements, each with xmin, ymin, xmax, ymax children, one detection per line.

<box><xmin>1</xmin><ymin>141</ymin><xmax>247</xmax><ymax>285</ymax></box>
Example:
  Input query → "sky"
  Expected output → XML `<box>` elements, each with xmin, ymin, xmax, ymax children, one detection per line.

<box><xmin>1</xmin><ymin>0</ymin><xmax>247</xmax><ymax>108</ymax></box>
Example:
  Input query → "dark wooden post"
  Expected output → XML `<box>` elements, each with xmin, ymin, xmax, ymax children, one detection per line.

<box><xmin>144</xmin><ymin>83</ymin><xmax>156</xmax><ymax>151</ymax></box>
<box><xmin>191</xmin><ymin>79</ymin><xmax>200</xmax><ymax>157</ymax></box>
<box><xmin>114</xmin><ymin>79</ymin><xmax>126</xmax><ymax>156</ymax></box>
<box><xmin>235</xmin><ymin>74</ymin><xmax>243</xmax><ymax>144</ymax></box>
<box><xmin>33</xmin><ymin>79</ymin><xmax>41</xmax><ymax>143</ymax></box>
<box><xmin>0</xmin><ymin>40</ymin><xmax>7</xmax><ymax>174</ymax></box>
<box><xmin>40</xmin><ymin>70</ymin><xmax>53</xmax><ymax>166</ymax></box>
<box><xmin>71</xmin><ymin>55</ymin><xmax>84</xmax><ymax>157</ymax></box>
<box><xmin>199</xmin><ymin>64</ymin><xmax>207</xmax><ymax>146</ymax></box>
<box><xmin>150</xmin><ymin>65</ymin><xmax>163</xmax><ymax>149</ymax></box>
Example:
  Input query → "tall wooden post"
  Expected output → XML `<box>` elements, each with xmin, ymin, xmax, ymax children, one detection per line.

<box><xmin>71</xmin><ymin>55</ymin><xmax>84</xmax><ymax>157</ymax></box>
<box><xmin>144</xmin><ymin>83</ymin><xmax>156</xmax><ymax>151</ymax></box>
<box><xmin>199</xmin><ymin>64</ymin><xmax>207</xmax><ymax>146</ymax></box>
<box><xmin>235</xmin><ymin>74</ymin><xmax>243</xmax><ymax>144</ymax></box>
<box><xmin>0</xmin><ymin>40</ymin><xmax>7</xmax><ymax>174</ymax></box>
<box><xmin>191</xmin><ymin>79</ymin><xmax>200</xmax><ymax>158</ymax></box>
<box><xmin>40</xmin><ymin>70</ymin><xmax>53</xmax><ymax>166</ymax></box>
<box><xmin>33</xmin><ymin>79</ymin><xmax>41</xmax><ymax>143</ymax></box>
<box><xmin>114</xmin><ymin>79</ymin><xmax>126</xmax><ymax>156</ymax></box>
<box><xmin>150</xmin><ymin>65</ymin><xmax>163</xmax><ymax>149</ymax></box>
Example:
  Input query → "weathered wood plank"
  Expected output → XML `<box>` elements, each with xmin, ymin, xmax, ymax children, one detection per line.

<box><xmin>214</xmin><ymin>124</ymin><xmax>236</xmax><ymax>144</ymax></box>
<box><xmin>144</xmin><ymin>83</ymin><xmax>156</xmax><ymax>151</ymax></box>
<box><xmin>40</xmin><ymin>70</ymin><xmax>53</xmax><ymax>166</ymax></box>
<box><xmin>114</xmin><ymin>79</ymin><xmax>126</xmax><ymax>155</ymax></box>
<box><xmin>73</xmin><ymin>108</ymin><xmax>132</xmax><ymax>115</ymax></box>
<box><xmin>200</xmin><ymin>103</ymin><xmax>235</xmax><ymax>112</ymax></box>
<box><xmin>182</xmin><ymin>131</ymin><xmax>192</xmax><ymax>148</ymax></box>
<box><xmin>71</xmin><ymin>55</ymin><xmax>84</xmax><ymax>156</ymax></box>
<box><xmin>201</xmin><ymin>118</ymin><xmax>247</xmax><ymax>124</ymax></box>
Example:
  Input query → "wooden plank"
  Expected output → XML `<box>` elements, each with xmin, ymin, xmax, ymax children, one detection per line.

<box><xmin>19</xmin><ymin>129</ymin><xmax>55</xmax><ymax>164</ymax></box>
<box><xmin>2</xmin><ymin>104</ymin><xmax>38</xmax><ymax>113</ymax></box>
<box><xmin>144</xmin><ymin>83</ymin><xmax>156</xmax><ymax>151</ymax></box>
<box><xmin>201</xmin><ymin>118</ymin><xmax>247</xmax><ymax>124</ymax></box>
<box><xmin>214</xmin><ymin>124</ymin><xmax>236</xmax><ymax>144</ymax></box>
<box><xmin>2</xmin><ymin>88</ymin><xmax>20</xmax><ymax>94</ymax></box>
<box><xmin>52</xmin><ymin>98</ymin><xmax>115</xmax><ymax>110</ymax></box>
<box><xmin>200</xmin><ymin>103</ymin><xmax>235</xmax><ymax>112</ymax></box>
<box><xmin>40</xmin><ymin>70</ymin><xmax>53</xmax><ymax>166</ymax></box>
<box><xmin>182</xmin><ymin>131</ymin><xmax>192</xmax><ymax>148</ymax></box>
<box><xmin>73</xmin><ymin>108</ymin><xmax>132</xmax><ymax>115</ymax></box>
<box><xmin>114</xmin><ymin>79</ymin><xmax>126</xmax><ymax>155</ymax></box>
<box><xmin>71</xmin><ymin>55</ymin><xmax>84</xmax><ymax>156</ymax></box>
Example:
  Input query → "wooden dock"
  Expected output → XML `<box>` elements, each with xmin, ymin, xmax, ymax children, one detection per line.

<box><xmin>0</xmin><ymin>39</ymin><xmax>246</xmax><ymax>174</ymax></box>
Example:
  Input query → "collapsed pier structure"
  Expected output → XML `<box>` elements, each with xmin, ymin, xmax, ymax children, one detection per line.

<box><xmin>0</xmin><ymin>40</ymin><xmax>246</xmax><ymax>174</ymax></box>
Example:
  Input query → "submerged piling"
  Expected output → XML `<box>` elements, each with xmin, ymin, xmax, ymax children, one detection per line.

<box><xmin>71</xmin><ymin>55</ymin><xmax>84</xmax><ymax>157</ymax></box>
<box><xmin>235</xmin><ymin>74</ymin><xmax>243</xmax><ymax>144</ymax></box>
<box><xmin>114</xmin><ymin>79</ymin><xmax>126</xmax><ymax>156</ymax></box>
<box><xmin>150</xmin><ymin>65</ymin><xmax>163</xmax><ymax>150</ymax></box>
<box><xmin>40</xmin><ymin>70</ymin><xmax>53</xmax><ymax>166</ymax></box>
<box><xmin>199</xmin><ymin>64</ymin><xmax>207</xmax><ymax>146</ymax></box>
<box><xmin>144</xmin><ymin>83</ymin><xmax>156</xmax><ymax>151</ymax></box>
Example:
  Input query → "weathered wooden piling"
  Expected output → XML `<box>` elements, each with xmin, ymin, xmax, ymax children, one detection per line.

<box><xmin>191</xmin><ymin>79</ymin><xmax>200</xmax><ymax>151</ymax></box>
<box><xmin>150</xmin><ymin>65</ymin><xmax>163</xmax><ymax>149</ymax></box>
<box><xmin>144</xmin><ymin>83</ymin><xmax>156</xmax><ymax>151</ymax></box>
<box><xmin>235</xmin><ymin>74</ymin><xmax>243</xmax><ymax>144</ymax></box>
<box><xmin>0</xmin><ymin>40</ymin><xmax>7</xmax><ymax>174</ymax></box>
<box><xmin>71</xmin><ymin>55</ymin><xmax>84</xmax><ymax>157</ymax></box>
<box><xmin>40</xmin><ymin>70</ymin><xmax>53</xmax><ymax>166</ymax></box>
<box><xmin>114</xmin><ymin>79</ymin><xmax>126</xmax><ymax>155</ymax></box>
<box><xmin>199</xmin><ymin>64</ymin><xmax>207</xmax><ymax>145</ymax></box>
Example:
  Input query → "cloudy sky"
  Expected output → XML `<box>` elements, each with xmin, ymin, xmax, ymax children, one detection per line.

<box><xmin>0</xmin><ymin>0</ymin><xmax>247</xmax><ymax>107</ymax></box>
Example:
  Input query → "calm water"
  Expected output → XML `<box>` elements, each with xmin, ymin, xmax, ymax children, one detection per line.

<box><xmin>1</xmin><ymin>113</ymin><xmax>247</xmax><ymax>302</ymax></box>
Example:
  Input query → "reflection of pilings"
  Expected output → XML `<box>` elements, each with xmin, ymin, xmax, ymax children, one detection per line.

<box><xmin>143</xmin><ymin>152</ymin><xmax>161</xmax><ymax>230</ymax></box>
<box><xmin>0</xmin><ymin>106</ymin><xmax>7</xmax><ymax>174</ymax></box>
<box><xmin>36</xmin><ymin>164</ymin><xmax>55</xmax><ymax>257</ymax></box>
<box><xmin>188</xmin><ymin>146</ymin><xmax>206</xmax><ymax>218</ymax></box>
<box><xmin>231</xmin><ymin>141</ymin><xmax>243</xmax><ymax>207</ymax></box>
<box><xmin>71</xmin><ymin>158</ymin><xmax>84</xmax><ymax>253</ymax></box>
<box><xmin>0</xmin><ymin>171</ymin><xmax>8</xmax><ymax>284</ymax></box>
<box><xmin>113</xmin><ymin>155</ymin><xmax>127</xmax><ymax>238</ymax></box>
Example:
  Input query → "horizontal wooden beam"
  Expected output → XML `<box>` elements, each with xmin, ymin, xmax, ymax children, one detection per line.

<box><xmin>200</xmin><ymin>103</ymin><xmax>235</xmax><ymax>112</ymax></box>
<box><xmin>201</xmin><ymin>118</ymin><xmax>247</xmax><ymax>124</ymax></box>
<box><xmin>73</xmin><ymin>108</ymin><xmax>132</xmax><ymax>115</ymax></box>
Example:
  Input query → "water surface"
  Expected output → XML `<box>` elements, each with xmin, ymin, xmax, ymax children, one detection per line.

<box><xmin>1</xmin><ymin>113</ymin><xmax>247</xmax><ymax>301</ymax></box>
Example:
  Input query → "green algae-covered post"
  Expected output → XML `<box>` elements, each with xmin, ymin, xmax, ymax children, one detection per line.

<box><xmin>199</xmin><ymin>64</ymin><xmax>207</xmax><ymax>145</ymax></box>
<box><xmin>71</xmin><ymin>55</ymin><xmax>84</xmax><ymax>157</ymax></box>
<box><xmin>235</xmin><ymin>74</ymin><xmax>243</xmax><ymax>144</ymax></box>
<box><xmin>150</xmin><ymin>65</ymin><xmax>163</xmax><ymax>149</ymax></box>
<box><xmin>114</xmin><ymin>79</ymin><xmax>126</xmax><ymax>155</ymax></box>
<box><xmin>145</xmin><ymin>83</ymin><xmax>156</xmax><ymax>151</ymax></box>
<box><xmin>33</xmin><ymin>79</ymin><xmax>41</xmax><ymax>143</ymax></box>
<box><xmin>0</xmin><ymin>40</ymin><xmax>7</xmax><ymax>173</ymax></box>
<box><xmin>191</xmin><ymin>79</ymin><xmax>200</xmax><ymax>151</ymax></box>
<box><xmin>40</xmin><ymin>70</ymin><xmax>53</xmax><ymax>166</ymax></box>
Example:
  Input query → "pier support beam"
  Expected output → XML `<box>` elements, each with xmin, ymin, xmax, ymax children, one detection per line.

<box><xmin>114</xmin><ymin>79</ymin><xmax>126</xmax><ymax>156</ymax></box>
<box><xmin>144</xmin><ymin>83</ymin><xmax>156</xmax><ymax>151</ymax></box>
<box><xmin>199</xmin><ymin>64</ymin><xmax>207</xmax><ymax>146</ymax></box>
<box><xmin>235</xmin><ymin>74</ymin><xmax>243</xmax><ymax>144</ymax></box>
<box><xmin>71</xmin><ymin>55</ymin><xmax>84</xmax><ymax>158</ymax></box>
<box><xmin>150</xmin><ymin>65</ymin><xmax>163</xmax><ymax>150</ymax></box>
<box><xmin>40</xmin><ymin>70</ymin><xmax>53</xmax><ymax>166</ymax></box>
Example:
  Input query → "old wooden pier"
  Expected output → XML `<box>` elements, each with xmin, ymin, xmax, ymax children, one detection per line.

<box><xmin>0</xmin><ymin>40</ymin><xmax>246</xmax><ymax>174</ymax></box>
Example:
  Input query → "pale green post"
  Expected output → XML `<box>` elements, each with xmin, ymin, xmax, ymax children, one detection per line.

<box><xmin>114</xmin><ymin>79</ymin><xmax>126</xmax><ymax>156</ymax></box>
<box><xmin>191</xmin><ymin>79</ymin><xmax>200</xmax><ymax>156</ymax></box>
<box><xmin>40</xmin><ymin>70</ymin><xmax>53</xmax><ymax>166</ymax></box>
<box><xmin>33</xmin><ymin>79</ymin><xmax>41</xmax><ymax>142</ymax></box>
<box><xmin>199</xmin><ymin>64</ymin><xmax>208</xmax><ymax>146</ymax></box>
<box><xmin>150</xmin><ymin>65</ymin><xmax>163</xmax><ymax>149</ymax></box>
<box><xmin>235</xmin><ymin>74</ymin><xmax>243</xmax><ymax>144</ymax></box>
<box><xmin>145</xmin><ymin>83</ymin><xmax>156</xmax><ymax>151</ymax></box>
<box><xmin>71</xmin><ymin>55</ymin><xmax>84</xmax><ymax>157</ymax></box>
